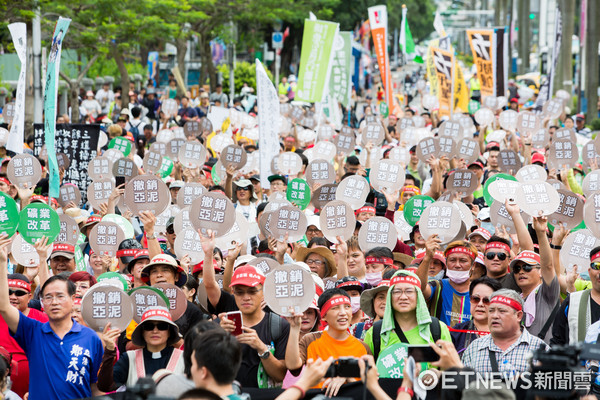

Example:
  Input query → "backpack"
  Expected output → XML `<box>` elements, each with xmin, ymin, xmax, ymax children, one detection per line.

<box><xmin>269</xmin><ymin>311</ymin><xmax>284</xmax><ymax>344</ymax></box>
<box><xmin>129</xmin><ymin>120</ymin><xmax>142</xmax><ymax>140</ymax></box>
<box><xmin>371</xmin><ymin>317</ymin><xmax>442</xmax><ymax>361</ymax></box>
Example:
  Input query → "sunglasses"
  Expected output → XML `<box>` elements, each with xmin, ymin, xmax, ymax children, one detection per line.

<box><xmin>236</xmin><ymin>186</ymin><xmax>251</xmax><ymax>191</ymax></box>
<box><xmin>470</xmin><ymin>295</ymin><xmax>490</xmax><ymax>305</ymax></box>
<box><xmin>142</xmin><ymin>322</ymin><xmax>170</xmax><ymax>331</ymax></box>
<box><xmin>591</xmin><ymin>262</ymin><xmax>600</xmax><ymax>271</ymax></box>
<box><xmin>8</xmin><ymin>289</ymin><xmax>28</xmax><ymax>297</ymax></box>
<box><xmin>513</xmin><ymin>263</ymin><xmax>539</xmax><ymax>274</ymax></box>
<box><xmin>485</xmin><ymin>252</ymin><xmax>508</xmax><ymax>261</ymax></box>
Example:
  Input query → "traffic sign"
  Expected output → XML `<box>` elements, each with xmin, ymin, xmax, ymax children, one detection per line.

<box><xmin>272</xmin><ymin>32</ymin><xmax>283</xmax><ymax>49</ymax></box>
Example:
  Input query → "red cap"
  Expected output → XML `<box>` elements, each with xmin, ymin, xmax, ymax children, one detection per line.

<box><xmin>229</xmin><ymin>265</ymin><xmax>265</xmax><ymax>287</ymax></box>
<box><xmin>510</xmin><ymin>250</ymin><xmax>540</xmax><ymax>269</ymax></box>
<box><xmin>531</xmin><ymin>152</ymin><xmax>546</xmax><ymax>165</ymax></box>
<box><xmin>52</xmin><ymin>243</ymin><xmax>75</xmax><ymax>254</ymax></box>
<box><xmin>192</xmin><ymin>259</ymin><xmax>220</xmax><ymax>274</ymax></box>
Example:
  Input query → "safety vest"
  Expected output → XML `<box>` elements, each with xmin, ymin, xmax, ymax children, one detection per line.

<box><xmin>469</xmin><ymin>77</ymin><xmax>481</xmax><ymax>92</ymax></box>
<box><xmin>567</xmin><ymin>289</ymin><xmax>592</xmax><ymax>345</ymax></box>
<box><xmin>126</xmin><ymin>348</ymin><xmax>184</xmax><ymax>386</ymax></box>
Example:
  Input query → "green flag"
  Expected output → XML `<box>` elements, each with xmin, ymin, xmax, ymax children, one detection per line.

<box><xmin>400</xmin><ymin>5</ymin><xmax>416</xmax><ymax>56</ymax></box>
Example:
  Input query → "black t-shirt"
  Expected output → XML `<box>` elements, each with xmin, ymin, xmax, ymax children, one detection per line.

<box><xmin>235</xmin><ymin>313</ymin><xmax>290</xmax><ymax>388</ymax></box>
<box><xmin>494</xmin><ymin>273</ymin><xmax>522</xmax><ymax>293</ymax></box>
<box><xmin>175</xmin><ymin>301</ymin><xmax>210</xmax><ymax>337</ymax></box>
<box><xmin>551</xmin><ymin>294</ymin><xmax>600</xmax><ymax>346</ymax></box>
<box><xmin>208</xmin><ymin>289</ymin><xmax>238</xmax><ymax>315</ymax></box>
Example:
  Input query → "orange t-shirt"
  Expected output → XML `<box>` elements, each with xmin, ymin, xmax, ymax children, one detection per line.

<box><xmin>300</xmin><ymin>330</ymin><xmax>371</xmax><ymax>388</ymax></box>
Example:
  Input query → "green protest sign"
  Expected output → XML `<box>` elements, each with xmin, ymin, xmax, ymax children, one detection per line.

<box><xmin>376</xmin><ymin>344</ymin><xmax>428</xmax><ymax>378</ymax></box>
<box><xmin>158</xmin><ymin>156</ymin><xmax>174</xmax><ymax>178</ymax></box>
<box><xmin>329</xmin><ymin>31</ymin><xmax>352</xmax><ymax>107</ymax></box>
<box><xmin>379</xmin><ymin>101</ymin><xmax>389</xmax><ymax>118</ymax></box>
<box><xmin>468</xmin><ymin>99</ymin><xmax>481</xmax><ymax>115</ymax></box>
<box><xmin>108</xmin><ymin>137</ymin><xmax>132</xmax><ymax>156</ymax></box>
<box><xmin>296</xmin><ymin>19</ymin><xmax>339</xmax><ymax>103</ymax></box>
<box><xmin>75</xmin><ymin>245</ymin><xmax>86</xmax><ymax>272</ymax></box>
<box><xmin>403</xmin><ymin>195</ymin><xmax>435</xmax><ymax>226</ymax></box>
<box><xmin>0</xmin><ymin>192</ymin><xmax>19</xmax><ymax>236</ymax></box>
<box><xmin>286</xmin><ymin>178</ymin><xmax>311</xmax><ymax>210</ymax></box>
<box><xmin>103</xmin><ymin>214</ymin><xmax>135</xmax><ymax>239</ymax></box>
<box><xmin>18</xmin><ymin>203</ymin><xmax>60</xmax><ymax>245</ymax></box>
<box><xmin>98</xmin><ymin>271</ymin><xmax>130</xmax><ymax>291</ymax></box>
<box><xmin>483</xmin><ymin>173</ymin><xmax>518</xmax><ymax>207</ymax></box>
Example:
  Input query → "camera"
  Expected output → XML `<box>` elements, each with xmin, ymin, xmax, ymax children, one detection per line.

<box><xmin>531</xmin><ymin>343</ymin><xmax>600</xmax><ymax>399</ymax></box>
<box><xmin>325</xmin><ymin>357</ymin><xmax>362</xmax><ymax>378</ymax></box>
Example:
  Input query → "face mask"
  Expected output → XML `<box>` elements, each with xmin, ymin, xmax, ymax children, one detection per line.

<box><xmin>365</xmin><ymin>272</ymin><xmax>383</xmax><ymax>286</ymax></box>
<box><xmin>431</xmin><ymin>270</ymin><xmax>445</xmax><ymax>281</ymax></box>
<box><xmin>350</xmin><ymin>297</ymin><xmax>361</xmax><ymax>314</ymax></box>
<box><xmin>446</xmin><ymin>269</ymin><xmax>470</xmax><ymax>284</ymax></box>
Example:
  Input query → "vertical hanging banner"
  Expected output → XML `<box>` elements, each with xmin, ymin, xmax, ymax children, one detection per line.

<box><xmin>368</xmin><ymin>5</ymin><xmax>395</xmax><ymax>113</ymax></box>
<box><xmin>7</xmin><ymin>23</ymin><xmax>27</xmax><ymax>154</ymax></box>
<box><xmin>296</xmin><ymin>19</ymin><xmax>339</xmax><ymax>103</ymax></box>
<box><xmin>256</xmin><ymin>60</ymin><xmax>281</xmax><ymax>190</ymax></box>
<box><xmin>453</xmin><ymin>60</ymin><xmax>469</xmax><ymax>113</ymax></box>
<box><xmin>467</xmin><ymin>28</ymin><xmax>507</xmax><ymax>101</ymax></box>
<box><xmin>431</xmin><ymin>46</ymin><xmax>454</xmax><ymax>117</ymax></box>
<box><xmin>44</xmin><ymin>17</ymin><xmax>71</xmax><ymax>199</ymax></box>
<box><xmin>329</xmin><ymin>31</ymin><xmax>353</xmax><ymax>107</ymax></box>
<box><xmin>426</xmin><ymin>39</ymin><xmax>440</xmax><ymax>97</ymax></box>
<box><xmin>535</xmin><ymin>7</ymin><xmax>562</xmax><ymax>109</ymax></box>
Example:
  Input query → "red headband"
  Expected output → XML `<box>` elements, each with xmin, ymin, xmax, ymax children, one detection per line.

<box><xmin>592</xmin><ymin>251</ymin><xmax>600</xmax><ymax>263</ymax></box>
<box><xmin>320</xmin><ymin>296</ymin><xmax>351</xmax><ymax>317</ymax></box>
<box><xmin>401</xmin><ymin>185</ymin><xmax>421</xmax><ymax>195</ymax></box>
<box><xmin>0</xmin><ymin>178</ymin><xmax>10</xmax><ymax>186</ymax></box>
<box><xmin>390</xmin><ymin>274</ymin><xmax>421</xmax><ymax>287</ymax></box>
<box><xmin>116</xmin><ymin>249</ymin><xmax>140</xmax><ymax>258</ymax></box>
<box><xmin>8</xmin><ymin>279</ymin><xmax>31</xmax><ymax>292</ymax></box>
<box><xmin>365</xmin><ymin>256</ymin><xmax>394</xmax><ymax>266</ymax></box>
<box><xmin>446</xmin><ymin>246</ymin><xmax>477</xmax><ymax>260</ymax></box>
<box><xmin>485</xmin><ymin>242</ymin><xmax>511</xmax><ymax>254</ymax></box>
<box><xmin>356</xmin><ymin>206</ymin><xmax>376</xmax><ymax>215</ymax></box>
<box><xmin>337</xmin><ymin>280</ymin><xmax>363</xmax><ymax>290</ymax></box>
<box><xmin>490</xmin><ymin>295</ymin><xmax>522</xmax><ymax>312</ymax></box>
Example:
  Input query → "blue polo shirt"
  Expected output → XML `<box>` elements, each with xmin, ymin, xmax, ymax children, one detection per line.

<box><xmin>11</xmin><ymin>312</ymin><xmax>103</xmax><ymax>400</ymax></box>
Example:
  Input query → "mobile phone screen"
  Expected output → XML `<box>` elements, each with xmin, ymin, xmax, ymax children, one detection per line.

<box><xmin>115</xmin><ymin>176</ymin><xmax>126</xmax><ymax>187</ymax></box>
<box><xmin>407</xmin><ymin>345</ymin><xmax>440</xmax><ymax>363</ymax></box>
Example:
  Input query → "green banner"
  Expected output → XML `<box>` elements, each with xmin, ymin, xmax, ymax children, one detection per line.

<box><xmin>18</xmin><ymin>203</ymin><xmax>60</xmax><ymax>245</ymax></box>
<box><xmin>483</xmin><ymin>173</ymin><xmax>518</xmax><ymax>207</ymax></box>
<box><xmin>0</xmin><ymin>192</ymin><xmax>19</xmax><ymax>237</ymax></box>
<box><xmin>329</xmin><ymin>31</ymin><xmax>352</xmax><ymax>107</ymax></box>
<box><xmin>108</xmin><ymin>137</ymin><xmax>132</xmax><ymax>156</ymax></box>
<box><xmin>296</xmin><ymin>19</ymin><xmax>339</xmax><ymax>103</ymax></box>
<box><xmin>403</xmin><ymin>195</ymin><xmax>435</xmax><ymax>226</ymax></box>
<box><xmin>44</xmin><ymin>17</ymin><xmax>71</xmax><ymax>199</ymax></box>
<box><xmin>286</xmin><ymin>178</ymin><xmax>311</xmax><ymax>210</ymax></box>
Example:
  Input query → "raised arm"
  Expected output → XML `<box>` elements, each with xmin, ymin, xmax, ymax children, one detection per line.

<box><xmin>139</xmin><ymin>211</ymin><xmax>162</xmax><ymax>259</ymax></box>
<box><xmin>504</xmin><ymin>199</ymin><xmax>534</xmax><ymax>252</ymax></box>
<box><xmin>284</xmin><ymin>312</ymin><xmax>304</xmax><ymax>372</ymax></box>
<box><xmin>0</xmin><ymin>234</ymin><xmax>19</xmax><ymax>333</ymax></box>
<box><xmin>416</xmin><ymin>234</ymin><xmax>440</xmax><ymax>299</ymax></box>
<box><xmin>334</xmin><ymin>236</ymin><xmax>349</xmax><ymax>278</ymax></box>
<box><xmin>532</xmin><ymin>216</ymin><xmax>555</xmax><ymax>286</ymax></box>
<box><xmin>33</xmin><ymin>236</ymin><xmax>52</xmax><ymax>288</ymax></box>
<box><xmin>198</xmin><ymin>230</ymin><xmax>221</xmax><ymax>308</ymax></box>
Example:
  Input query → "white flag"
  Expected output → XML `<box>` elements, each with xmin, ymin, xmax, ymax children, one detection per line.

<box><xmin>7</xmin><ymin>23</ymin><xmax>27</xmax><ymax>154</ymax></box>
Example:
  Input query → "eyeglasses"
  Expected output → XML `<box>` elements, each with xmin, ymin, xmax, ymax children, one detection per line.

<box><xmin>391</xmin><ymin>288</ymin><xmax>417</xmax><ymax>297</ymax></box>
<box><xmin>485</xmin><ymin>252</ymin><xmax>508</xmax><ymax>261</ymax></box>
<box><xmin>305</xmin><ymin>259</ymin><xmax>324</xmax><ymax>267</ymax></box>
<box><xmin>591</xmin><ymin>262</ymin><xmax>600</xmax><ymax>270</ymax></box>
<box><xmin>42</xmin><ymin>294</ymin><xmax>69</xmax><ymax>303</ymax></box>
<box><xmin>306</xmin><ymin>228</ymin><xmax>321</xmax><ymax>233</ymax></box>
<box><xmin>470</xmin><ymin>295</ymin><xmax>490</xmax><ymax>305</ymax></box>
<box><xmin>142</xmin><ymin>322</ymin><xmax>170</xmax><ymax>331</ymax></box>
<box><xmin>8</xmin><ymin>289</ymin><xmax>28</xmax><ymax>297</ymax></box>
<box><xmin>233</xmin><ymin>288</ymin><xmax>262</xmax><ymax>297</ymax></box>
<box><xmin>512</xmin><ymin>263</ymin><xmax>540</xmax><ymax>274</ymax></box>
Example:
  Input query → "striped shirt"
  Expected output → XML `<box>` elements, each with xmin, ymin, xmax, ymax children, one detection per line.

<box><xmin>462</xmin><ymin>328</ymin><xmax>547</xmax><ymax>374</ymax></box>
<box><xmin>428</xmin><ymin>279</ymin><xmax>471</xmax><ymax>326</ymax></box>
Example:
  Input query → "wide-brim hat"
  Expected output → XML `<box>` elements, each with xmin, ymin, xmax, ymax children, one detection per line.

<box><xmin>141</xmin><ymin>254</ymin><xmax>187</xmax><ymax>287</ymax></box>
<box><xmin>232</xmin><ymin>179</ymin><xmax>258</xmax><ymax>202</ymax></box>
<box><xmin>296</xmin><ymin>247</ymin><xmax>337</xmax><ymax>278</ymax></box>
<box><xmin>80</xmin><ymin>215</ymin><xmax>102</xmax><ymax>234</ymax></box>
<box><xmin>127</xmin><ymin>249</ymin><xmax>150</xmax><ymax>274</ymax></box>
<box><xmin>360</xmin><ymin>280</ymin><xmax>391</xmax><ymax>319</ymax></box>
<box><xmin>392</xmin><ymin>252</ymin><xmax>414</xmax><ymax>269</ymax></box>
<box><xmin>131</xmin><ymin>306</ymin><xmax>181</xmax><ymax>347</ymax></box>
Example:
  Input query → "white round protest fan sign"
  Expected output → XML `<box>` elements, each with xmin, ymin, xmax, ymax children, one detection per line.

<box><xmin>190</xmin><ymin>192</ymin><xmax>236</xmax><ymax>237</ymax></box>
<box><xmin>317</xmin><ymin>125</ymin><xmax>335</xmax><ymax>142</ymax></box>
<box><xmin>174</xmin><ymin>228</ymin><xmax>205</xmax><ymax>264</ymax></box>
<box><xmin>486</xmin><ymin>130</ymin><xmax>506</xmax><ymax>145</ymax></box>
<box><xmin>388</xmin><ymin>146</ymin><xmax>410</xmax><ymax>165</ymax></box>
<box><xmin>560</xmin><ymin>229</ymin><xmax>600</xmax><ymax>274</ymax></box>
<box><xmin>489</xmin><ymin>200</ymin><xmax>530</xmax><ymax>235</ymax></box>
<box><xmin>474</xmin><ymin>108</ymin><xmax>494</xmax><ymax>126</ymax></box>
<box><xmin>419</xmin><ymin>201</ymin><xmax>462</xmax><ymax>244</ymax></box>
<box><xmin>319</xmin><ymin>200</ymin><xmax>356</xmax><ymax>242</ymax></box>
<box><xmin>269</xmin><ymin>205</ymin><xmax>308</xmax><ymax>242</ymax></box>
<box><xmin>156</xmin><ymin>129</ymin><xmax>175</xmax><ymax>144</ymax></box>
<box><xmin>210</xmin><ymin>134</ymin><xmax>234</xmax><ymax>154</ymax></box>
<box><xmin>515</xmin><ymin>165</ymin><xmax>547</xmax><ymax>183</ymax></box>
<box><xmin>11</xmin><ymin>234</ymin><xmax>39</xmax><ymax>268</ymax></box>
<box><xmin>498</xmin><ymin>110</ymin><xmax>518</xmax><ymax>131</ymax></box>
<box><xmin>312</xmin><ymin>141</ymin><xmax>337</xmax><ymax>162</ymax></box>
<box><xmin>215</xmin><ymin>211</ymin><xmax>250</xmax><ymax>251</ymax></box>
<box><xmin>549</xmin><ymin>189</ymin><xmax>584</xmax><ymax>231</ymax></box>
<box><xmin>370</xmin><ymin>159</ymin><xmax>405</xmax><ymax>193</ymax></box>
<box><xmin>482</xmin><ymin>96</ymin><xmax>498</xmax><ymax>110</ymax></box>
<box><xmin>514</xmin><ymin>181</ymin><xmax>560</xmax><ymax>217</ymax></box>
<box><xmin>393</xmin><ymin>211</ymin><xmax>413</xmax><ymax>241</ymax></box>
<box><xmin>487</xmin><ymin>179</ymin><xmax>521</xmax><ymax>204</ymax></box>
<box><xmin>162</xmin><ymin>99</ymin><xmax>178</xmax><ymax>118</ymax></box>
<box><xmin>264</xmin><ymin>266</ymin><xmax>316</xmax><ymax>316</ymax></box>
<box><xmin>178</xmin><ymin>140</ymin><xmax>207</xmax><ymax>169</ymax></box>
<box><xmin>582</xmin><ymin>170</ymin><xmax>600</xmax><ymax>197</ymax></box>
<box><xmin>357</xmin><ymin>216</ymin><xmax>397</xmax><ymax>252</ymax></box>
<box><xmin>335</xmin><ymin>175</ymin><xmax>370</xmax><ymax>210</ymax></box>
<box><xmin>277</xmin><ymin>152</ymin><xmax>303</xmax><ymax>176</ymax></box>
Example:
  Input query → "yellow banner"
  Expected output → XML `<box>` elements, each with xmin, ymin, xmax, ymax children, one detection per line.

<box><xmin>431</xmin><ymin>46</ymin><xmax>453</xmax><ymax>117</ymax></box>
<box><xmin>426</xmin><ymin>39</ymin><xmax>439</xmax><ymax>97</ymax></box>
<box><xmin>467</xmin><ymin>29</ymin><xmax>494</xmax><ymax>100</ymax></box>
<box><xmin>453</xmin><ymin>61</ymin><xmax>469</xmax><ymax>113</ymax></box>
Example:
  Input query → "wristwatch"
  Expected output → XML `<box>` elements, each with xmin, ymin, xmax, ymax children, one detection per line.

<box><xmin>147</xmin><ymin>232</ymin><xmax>158</xmax><ymax>240</ymax></box>
<box><xmin>258</xmin><ymin>349</ymin><xmax>270</xmax><ymax>359</ymax></box>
